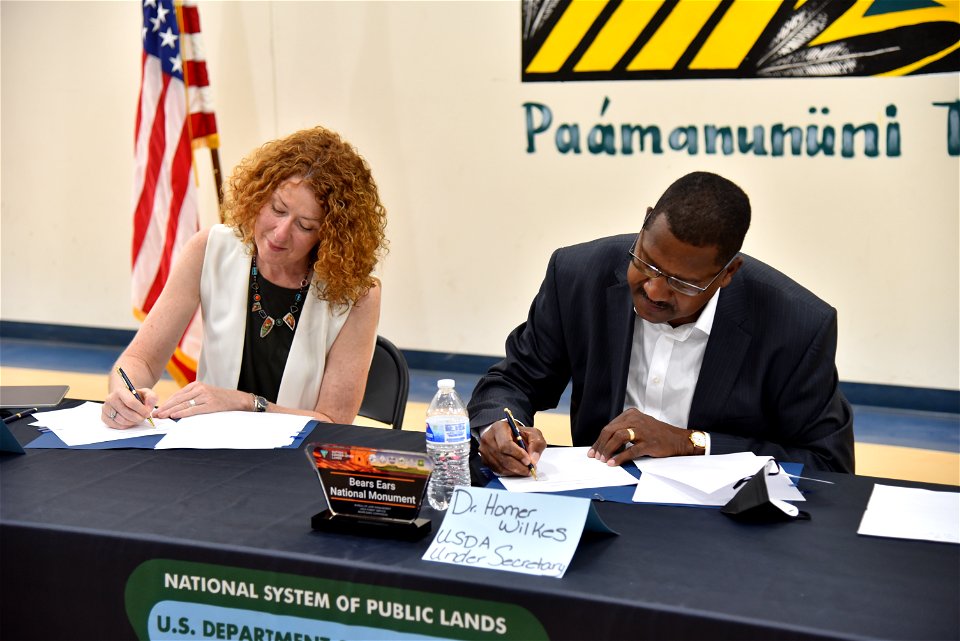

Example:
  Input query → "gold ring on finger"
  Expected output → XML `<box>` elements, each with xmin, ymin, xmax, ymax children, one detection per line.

<box><xmin>627</xmin><ymin>427</ymin><xmax>635</xmax><ymax>442</ymax></box>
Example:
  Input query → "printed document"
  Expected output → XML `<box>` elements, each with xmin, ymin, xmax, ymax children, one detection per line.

<box><xmin>498</xmin><ymin>446</ymin><xmax>638</xmax><ymax>493</ymax></box>
<box><xmin>31</xmin><ymin>402</ymin><xmax>309</xmax><ymax>449</ymax></box>
<box><xmin>154</xmin><ymin>411</ymin><xmax>308</xmax><ymax>449</ymax></box>
<box><xmin>31</xmin><ymin>402</ymin><xmax>173</xmax><ymax>446</ymax></box>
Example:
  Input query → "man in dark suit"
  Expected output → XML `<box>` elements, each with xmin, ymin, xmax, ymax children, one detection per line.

<box><xmin>468</xmin><ymin>172</ymin><xmax>854</xmax><ymax>475</ymax></box>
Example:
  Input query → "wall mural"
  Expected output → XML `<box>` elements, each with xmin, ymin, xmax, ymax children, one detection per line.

<box><xmin>522</xmin><ymin>0</ymin><xmax>960</xmax><ymax>81</ymax></box>
<box><xmin>521</xmin><ymin>0</ymin><xmax>960</xmax><ymax>157</ymax></box>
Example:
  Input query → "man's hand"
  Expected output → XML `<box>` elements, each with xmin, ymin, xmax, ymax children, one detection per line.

<box><xmin>588</xmin><ymin>408</ymin><xmax>699</xmax><ymax>466</ymax></box>
<box><xmin>478</xmin><ymin>420</ymin><xmax>547</xmax><ymax>477</ymax></box>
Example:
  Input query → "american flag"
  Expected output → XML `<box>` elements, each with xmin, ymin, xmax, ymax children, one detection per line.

<box><xmin>132</xmin><ymin>0</ymin><xmax>218</xmax><ymax>385</ymax></box>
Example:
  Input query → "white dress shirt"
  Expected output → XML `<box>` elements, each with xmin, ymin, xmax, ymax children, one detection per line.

<box><xmin>623</xmin><ymin>288</ymin><xmax>721</xmax><ymax>454</ymax></box>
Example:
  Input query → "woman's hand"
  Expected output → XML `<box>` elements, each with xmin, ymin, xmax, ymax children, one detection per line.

<box><xmin>154</xmin><ymin>382</ymin><xmax>253</xmax><ymax>419</ymax></box>
<box><xmin>102</xmin><ymin>386</ymin><xmax>159</xmax><ymax>429</ymax></box>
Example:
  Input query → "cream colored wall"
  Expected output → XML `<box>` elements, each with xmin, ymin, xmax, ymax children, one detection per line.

<box><xmin>1</xmin><ymin>1</ymin><xmax>957</xmax><ymax>391</ymax></box>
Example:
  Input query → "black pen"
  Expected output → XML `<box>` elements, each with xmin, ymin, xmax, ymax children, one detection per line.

<box><xmin>116</xmin><ymin>367</ymin><xmax>156</xmax><ymax>427</ymax></box>
<box><xmin>3</xmin><ymin>407</ymin><xmax>39</xmax><ymax>424</ymax></box>
<box><xmin>504</xmin><ymin>408</ymin><xmax>538</xmax><ymax>480</ymax></box>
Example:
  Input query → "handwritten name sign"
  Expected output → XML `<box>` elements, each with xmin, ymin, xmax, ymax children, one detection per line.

<box><xmin>422</xmin><ymin>487</ymin><xmax>615</xmax><ymax>578</ymax></box>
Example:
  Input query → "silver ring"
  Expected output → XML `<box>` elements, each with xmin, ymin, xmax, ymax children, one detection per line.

<box><xmin>188</xmin><ymin>399</ymin><xmax>196</xmax><ymax>407</ymax></box>
<box><xmin>108</xmin><ymin>408</ymin><xmax>118</xmax><ymax>420</ymax></box>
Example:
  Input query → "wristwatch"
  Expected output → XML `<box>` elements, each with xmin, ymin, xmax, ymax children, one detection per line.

<box><xmin>688</xmin><ymin>430</ymin><xmax>707</xmax><ymax>450</ymax></box>
<box><xmin>252</xmin><ymin>395</ymin><xmax>268</xmax><ymax>413</ymax></box>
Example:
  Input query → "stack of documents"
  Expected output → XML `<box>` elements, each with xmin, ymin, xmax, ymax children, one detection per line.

<box><xmin>493</xmin><ymin>448</ymin><xmax>805</xmax><ymax>509</ymax></box>
<box><xmin>31</xmin><ymin>402</ymin><xmax>173</xmax><ymax>446</ymax></box>
<box><xmin>30</xmin><ymin>402</ymin><xmax>310</xmax><ymax>450</ymax></box>
<box><xmin>154</xmin><ymin>411</ymin><xmax>310</xmax><ymax>449</ymax></box>
<box><xmin>633</xmin><ymin>452</ymin><xmax>805</xmax><ymax>506</ymax></box>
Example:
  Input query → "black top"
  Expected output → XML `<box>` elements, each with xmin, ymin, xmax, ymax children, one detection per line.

<box><xmin>236</xmin><ymin>271</ymin><xmax>305</xmax><ymax>403</ymax></box>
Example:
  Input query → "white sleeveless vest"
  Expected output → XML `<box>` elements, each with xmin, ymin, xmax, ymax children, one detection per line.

<box><xmin>197</xmin><ymin>225</ymin><xmax>350</xmax><ymax>410</ymax></box>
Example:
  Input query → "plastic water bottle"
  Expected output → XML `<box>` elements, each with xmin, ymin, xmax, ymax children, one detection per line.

<box><xmin>425</xmin><ymin>379</ymin><xmax>471</xmax><ymax>510</ymax></box>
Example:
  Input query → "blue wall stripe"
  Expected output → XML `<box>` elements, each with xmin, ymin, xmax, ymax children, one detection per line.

<box><xmin>1</xmin><ymin>321</ymin><xmax>136</xmax><ymax>347</ymax></box>
<box><xmin>3</xmin><ymin>320</ymin><xmax>957</xmax><ymax>415</ymax></box>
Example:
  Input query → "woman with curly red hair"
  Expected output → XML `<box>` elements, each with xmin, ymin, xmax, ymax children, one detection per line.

<box><xmin>103</xmin><ymin>126</ymin><xmax>387</xmax><ymax>426</ymax></box>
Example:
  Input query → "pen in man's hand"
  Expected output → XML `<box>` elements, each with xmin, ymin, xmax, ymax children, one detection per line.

<box><xmin>116</xmin><ymin>367</ymin><xmax>156</xmax><ymax>427</ymax></box>
<box><xmin>504</xmin><ymin>407</ymin><xmax>537</xmax><ymax>479</ymax></box>
<box><xmin>3</xmin><ymin>407</ymin><xmax>39</xmax><ymax>424</ymax></box>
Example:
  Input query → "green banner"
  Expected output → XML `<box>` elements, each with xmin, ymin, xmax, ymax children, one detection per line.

<box><xmin>125</xmin><ymin>559</ymin><xmax>548</xmax><ymax>641</ymax></box>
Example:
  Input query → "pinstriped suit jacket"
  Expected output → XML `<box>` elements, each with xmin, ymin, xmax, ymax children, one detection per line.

<box><xmin>467</xmin><ymin>234</ymin><xmax>855</xmax><ymax>473</ymax></box>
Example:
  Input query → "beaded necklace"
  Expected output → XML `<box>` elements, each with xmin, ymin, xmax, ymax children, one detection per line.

<box><xmin>250</xmin><ymin>253</ymin><xmax>311</xmax><ymax>338</ymax></box>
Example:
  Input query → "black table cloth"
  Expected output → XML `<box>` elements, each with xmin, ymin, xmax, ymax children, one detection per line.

<box><xmin>1</xmin><ymin>408</ymin><xmax>957</xmax><ymax>640</ymax></box>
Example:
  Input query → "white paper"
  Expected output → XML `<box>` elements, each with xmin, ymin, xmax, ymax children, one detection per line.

<box><xmin>635</xmin><ymin>451</ymin><xmax>769</xmax><ymax>493</ymax></box>
<box><xmin>29</xmin><ymin>403</ymin><xmax>309</xmax><ymax>450</ymax></box>
<box><xmin>632</xmin><ymin>452</ymin><xmax>805</xmax><ymax>506</ymax></box>
<box><xmin>423</xmin><ymin>486</ymin><xmax>596</xmax><ymax>577</ymax></box>
<box><xmin>154</xmin><ymin>411</ymin><xmax>310</xmax><ymax>449</ymax></box>
<box><xmin>858</xmin><ymin>484</ymin><xmax>960</xmax><ymax>544</ymax></box>
<box><xmin>498</xmin><ymin>446</ymin><xmax>638</xmax><ymax>493</ymax></box>
<box><xmin>31</xmin><ymin>401</ymin><xmax>173</xmax><ymax>446</ymax></box>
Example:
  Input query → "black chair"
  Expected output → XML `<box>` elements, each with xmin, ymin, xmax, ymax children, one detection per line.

<box><xmin>357</xmin><ymin>335</ymin><xmax>410</xmax><ymax>429</ymax></box>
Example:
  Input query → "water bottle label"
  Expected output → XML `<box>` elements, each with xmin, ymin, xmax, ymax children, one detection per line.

<box><xmin>425</xmin><ymin>415</ymin><xmax>470</xmax><ymax>444</ymax></box>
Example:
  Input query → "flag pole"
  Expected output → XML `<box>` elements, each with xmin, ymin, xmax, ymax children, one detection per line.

<box><xmin>211</xmin><ymin>147</ymin><xmax>224</xmax><ymax>217</ymax></box>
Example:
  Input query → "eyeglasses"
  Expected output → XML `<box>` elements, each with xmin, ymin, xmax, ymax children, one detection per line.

<box><xmin>628</xmin><ymin>229</ymin><xmax>736</xmax><ymax>297</ymax></box>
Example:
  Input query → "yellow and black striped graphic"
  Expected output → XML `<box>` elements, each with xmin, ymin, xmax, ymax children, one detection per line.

<box><xmin>522</xmin><ymin>0</ymin><xmax>960</xmax><ymax>81</ymax></box>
